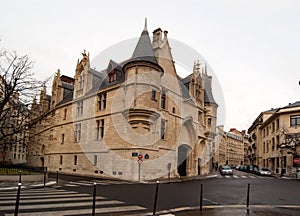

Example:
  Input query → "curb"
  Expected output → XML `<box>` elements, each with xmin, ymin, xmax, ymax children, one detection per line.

<box><xmin>0</xmin><ymin>181</ymin><xmax>57</xmax><ymax>191</ymax></box>
<box><xmin>124</xmin><ymin>205</ymin><xmax>300</xmax><ymax>216</ymax></box>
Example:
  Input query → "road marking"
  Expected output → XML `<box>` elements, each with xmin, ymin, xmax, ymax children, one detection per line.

<box><xmin>241</xmin><ymin>175</ymin><xmax>247</xmax><ymax>178</ymax></box>
<box><xmin>0</xmin><ymin>187</ymin><xmax>146</xmax><ymax>215</ymax></box>
<box><xmin>206</xmin><ymin>174</ymin><xmax>218</xmax><ymax>178</ymax></box>
<box><xmin>203</xmin><ymin>198</ymin><xmax>219</xmax><ymax>205</ymax></box>
<box><xmin>233</xmin><ymin>175</ymin><xmax>238</xmax><ymax>178</ymax></box>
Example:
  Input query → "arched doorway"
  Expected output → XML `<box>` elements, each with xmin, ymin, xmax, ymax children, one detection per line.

<box><xmin>178</xmin><ymin>145</ymin><xmax>189</xmax><ymax>176</ymax></box>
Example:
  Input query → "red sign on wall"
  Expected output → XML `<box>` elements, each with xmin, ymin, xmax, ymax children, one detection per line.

<box><xmin>294</xmin><ymin>158</ymin><xmax>300</xmax><ymax>164</ymax></box>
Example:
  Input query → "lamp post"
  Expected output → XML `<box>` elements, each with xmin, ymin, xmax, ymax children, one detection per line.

<box><xmin>279</xmin><ymin>146</ymin><xmax>284</xmax><ymax>176</ymax></box>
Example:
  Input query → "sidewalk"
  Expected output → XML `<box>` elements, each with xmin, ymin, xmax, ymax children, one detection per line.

<box><xmin>0</xmin><ymin>180</ymin><xmax>57</xmax><ymax>191</ymax></box>
<box><xmin>163</xmin><ymin>206</ymin><xmax>300</xmax><ymax>216</ymax></box>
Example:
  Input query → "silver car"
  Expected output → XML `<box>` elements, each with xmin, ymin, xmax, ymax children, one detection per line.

<box><xmin>257</xmin><ymin>167</ymin><xmax>271</xmax><ymax>176</ymax></box>
<box><xmin>219</xmin><ymin>165</ymin><xmax>233</xmax><ymax>175</ymax></box>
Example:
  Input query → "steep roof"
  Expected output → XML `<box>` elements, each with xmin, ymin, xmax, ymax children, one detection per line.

<box><xmin>57</xmin><ymin>81</ymin><xmax>74</xmax><ymax>106</ymax></box>
<box><xmin>107</xmin><ymin>59</ymin><xmax>122</xmax><ymax>73</ymax></box>
<box><xmin>180</xmin><ymin>73</ymin><xmax>218</xmax><ymax>105</ymax></box>
<box><xmin>130</xmin><ymin>20</ymin><xmax>157</xmax><ymax>64</ymax></box>
<box><xmin>204</xmin><ymin>74</ymin><xmax>217</xmax><ymax>105</ymax></box>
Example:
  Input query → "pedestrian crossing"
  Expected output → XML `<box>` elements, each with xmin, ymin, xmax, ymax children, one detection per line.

<box><xmin>64</xmin><ymin>179</ymin><xmax>134</xmax><ymax>187</ymax></box>
<box><xmin>0</xmin><ymin>187</ymin><xmax>146</xmax><ymax>215</ymax></box>
<box><xmin>220</xmin><ymin>175</ymin><xmax>273</xmax><ymax>179</ymax></box>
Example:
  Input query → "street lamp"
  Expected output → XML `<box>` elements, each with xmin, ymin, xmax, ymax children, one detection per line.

<box><xmin>279</xmin><ymin>145</ymin><xmax>285</xmax><ymax>176</ymax></box>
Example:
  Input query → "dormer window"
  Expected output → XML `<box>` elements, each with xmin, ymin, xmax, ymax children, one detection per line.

<box><xmin>108</xmin><ymin>71</ymin><xmax>117</xmax><ymax>83</ymax></box>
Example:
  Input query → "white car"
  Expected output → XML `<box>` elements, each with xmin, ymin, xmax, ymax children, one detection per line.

<box><xmin>257</xmin><ymin>167</ymin><xmax>271</xmax><ymax>176</ymax></box>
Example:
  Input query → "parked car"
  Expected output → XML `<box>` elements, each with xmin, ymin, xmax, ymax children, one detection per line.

<box><xmin>247</xmin><ymin>165</ymin><xmax>259</xmax><ymax>173</ymax></box>
<box><xmin>236</xmin><ymin>165</ymin><xmax>241</xmax><ymax>170</ymax></box>
<box><xmin>253</xmin><ymin>166</ymin><xmax>259</xmax><ymax>174</ymax></box>
<box><xmin>257</xmin><ymin>167</ymin><xmax>272</xmax><ymax>176</ymax></box>
<box><xmin>219</xmin><ymin>165</ymin><xmax>233</xmax><ymax>175</ymax></box>
<box><xmin>240</xmin><ymin>165</ymin><xmax>247</xmax><ymax>172</ymax></box>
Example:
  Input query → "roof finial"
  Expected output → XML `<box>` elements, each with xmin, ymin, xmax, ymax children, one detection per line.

<box><xmin>143</xmin><ymin>18</ymin><xmax>148</xmax><ymax>31</ymax></box>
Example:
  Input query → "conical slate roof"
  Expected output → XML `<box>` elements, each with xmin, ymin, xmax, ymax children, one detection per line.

<box><xmin>204</xmin><ymin>74</ymin><xmax>217</xmax><ymax>105</ymax></box>
<box><xmin>131</xmin><ymin>20</ymin><xmax>157</xmax><ymax>64</ymax></box>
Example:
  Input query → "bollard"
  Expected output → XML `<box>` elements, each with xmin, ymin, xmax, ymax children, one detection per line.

<box><xmin>56</xmin><ymin>171</ymin><xmax>59</xmax><ymax>185</ymax></box>
<box><xmin>153</xmin><ymin>181</ymin><xmax>159</xmax><ymax>215</ymax></box>
<box><xmin>14</xmin><ymin>183</ymin><xmax>22</xmax><ymax>216</ymax></box>
<box><xmin>43</xmin><ymin>169</ymin><xmax>46</xmax><ymax>187</ymax></box>
<box><xmin>19</xmin><ymin>171</ymin><xmax>22</xmax><ymax>183</ymax></box>
<box><xmin>247</xmin><ymin>183</ymin><xmax>250</xmax><ymax>210</ymax></box>
<box><xmin>92</xmin><ymin>182</ymin><xmax>97</xmax><ymax>216</ymax></box>
<box><xmin>200</xmin><ymin>183</ymin><xmax>203</xmax><ymax>212</ymax></box>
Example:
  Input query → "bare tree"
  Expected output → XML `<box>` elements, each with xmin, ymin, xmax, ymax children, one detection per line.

<box><xmin>0</xmin><ymin>44</ymin><xmax>49</xmax><ymax>158</ymax></box>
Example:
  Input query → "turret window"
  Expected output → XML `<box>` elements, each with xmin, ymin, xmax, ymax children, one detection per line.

<box><xmin>63</xmin><ymin>108</ymin><xmax>67</xmax><ymax>120</ymax></box>
<box><xmin>208</xmin><ymin>118</ymin><xmax>212</xmax><ymax>126</ymax></box>
<box><xmin>74</xmin><ymin>155</ymin><xmax>78</xmax><ymax>165</ymax></box>
<box><xmin>161</xmin><ymin>119</ymin><xmax>167</xmax><ymax>139</ymax></box>
<box><xmin>151</xmin><ymin>90</ymin><xmax>157</xmax><ymax>101</ymax></box>
<box><xmin>61</xmin><ymin>134</ymin><xmax>65</xmax><ymax>144</ymax></box>
<box><xmin>161</xmin><ymin>89</ymin><xmax>166</xmax><ymax>109</ymax></box>
<box><xmin>60</xmin><ymin>155</ymin><xmax>63</xmax><ymax>165</ymax></box>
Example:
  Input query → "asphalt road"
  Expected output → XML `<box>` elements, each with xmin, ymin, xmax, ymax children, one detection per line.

<box><xmin>1</xmin><ymin>170</ymin><xmax>299</xmax><ymax>215</ymax></box>
<box><xmin>56</xmin><ymin>170</ymin><xmax>300</xmax><ymax>212</ymax></box>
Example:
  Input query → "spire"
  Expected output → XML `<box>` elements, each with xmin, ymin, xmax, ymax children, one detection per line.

<box><xmin>131</xmin><ymin>19</ymin><xmax>157</xmax><ymax>64</ymax></box>
<box><xmin>143</xmin><ymin>18</ymin><xmax>148</xmax><ymax>32</ymax></box>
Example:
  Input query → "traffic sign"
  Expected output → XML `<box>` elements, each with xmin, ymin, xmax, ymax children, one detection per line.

<box><xmin>294</xmin><ymin>158</ymin><xmax>300</xmax><ymax>164</ymax></box>
<box><xmin>138</xmin><ymin>154</ymin><xmax>143</xmax><ymax>160</ymax></box>
<box><xmin>138</xmin><ymin>159</ymin><xmax>143</xmax><ymax>164</ymax></box>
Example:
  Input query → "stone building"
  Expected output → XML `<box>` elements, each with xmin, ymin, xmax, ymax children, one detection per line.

<box><xmin>225</xmin><ymin>128</ymin><xmax>247</xmax><ymax>166</ymax></box>
<box><xmin>214</xmin><ymin>127</ymin><xmax>248</xmax><ymax>166</ymax></box>
<box><xmin>214</xmin><ymin>126</ymin><xmax>227</xmax><ymax>166</ymax></box>
<box><xmin>248</xmin><ymin>102</ymin><xmax>300</xmax><ymax>175</ymax></box>
<box><xmin>0</xmin><ymin>76</ymin><xmax>29</xmax><ymax>165</ymax></box>
<box><xmin>247</xmin><ymin>109</ymin><xmax>277</xmax><ymax>167</ymax></box>
<box><xmin>28</xmin><ymin>22</ymin><xmax>218</xmax><ymax>181</ymax></box>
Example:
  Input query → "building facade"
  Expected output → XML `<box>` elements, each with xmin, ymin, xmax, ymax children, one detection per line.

<box><xmin>27</xmin><ymin>22</ymin><xmax>218</xmax><ymax>181</ymax></box>
<box><xmin>214</xmin><ymin>126</ymin><xmax>227</xmax><ymax>166</ymax></box>
<box><xmin>214</xmin><ymin>127</ymin><xmax>248</xmax><ymax>166</ymax></box>
<box><xmin>0</xmin><ymin>76</ymin><xmax>29</xmax><ymax>165</ymax></box>
<box><xmin>248</xmin><ymin>102</ymin><xmax>300</xmax><ymax>175</ymax></box>
<box><xmin>247</xmin><ymin>109</ymin><xmax>276</xmax><ymax>167</ymax></box>
<box><xmin>226</xmin><ymin>128</ymin><xmax>246</xmax><ymax>166</ymax></box>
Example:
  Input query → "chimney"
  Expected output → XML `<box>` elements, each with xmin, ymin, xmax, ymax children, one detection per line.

<box><xmin>242</xmin><ymin>130</ymin><xmax>246</xmax><ymax>135</ymax></box>
<box><xmin>163</xmin><ymin>30</ymin><xmax>168</xmax><ymax>41</ymax></box>
<box><xmin>153</xmin><ymin>28</ymin><xmax>162</xmax><ymax>48</ymax></box>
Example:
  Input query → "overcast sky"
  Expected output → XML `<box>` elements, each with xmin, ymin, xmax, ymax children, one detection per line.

<box><xmin>1</xmin><ymin>0</ymin><xmax>299</xmax><ymax>131</ymax></box>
